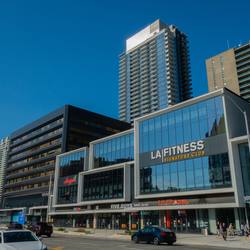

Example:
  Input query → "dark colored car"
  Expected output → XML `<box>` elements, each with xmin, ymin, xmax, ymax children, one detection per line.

<box><xmin>28</xmin><ymin>222</ymin><xmax>53</xmax><ymax>237</ymax></box>
<box><xmin>131</xmin><ymin>226</ymin><xmax>176</xmax><ymax>245</ymax></box>
<box><xmin>7</xmin><ymin>222</ymin><xmax>23</xmax><ymax>230</ymax></box>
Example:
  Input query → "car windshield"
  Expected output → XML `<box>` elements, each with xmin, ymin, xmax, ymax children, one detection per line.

<box><xmin>3</xmin><ymin>231</ymin><xmax>38</xmax><ymax>243</ymax></box>
<box><xmin>158</xmin><ymin>227</ymin><xmax>171</xmax><ymax>232</ymax></box>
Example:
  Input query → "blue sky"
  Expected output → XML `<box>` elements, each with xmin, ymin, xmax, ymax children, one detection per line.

<box><xmin>0</xmin><ymin>0</ymin><xmax>250</xmax><ymax>138</ymax></box>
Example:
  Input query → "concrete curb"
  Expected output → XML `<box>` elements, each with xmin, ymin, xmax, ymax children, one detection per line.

<box><xmin>53</xmin><ymin>231</ymin><xmax>250</xmax><ymax>249</ymax></box>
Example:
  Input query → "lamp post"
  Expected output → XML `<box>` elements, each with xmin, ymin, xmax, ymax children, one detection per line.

<box><xmin>225</xmin><ymin>94</ymin><xmax>250</xmax><ymax>227</ymax></box>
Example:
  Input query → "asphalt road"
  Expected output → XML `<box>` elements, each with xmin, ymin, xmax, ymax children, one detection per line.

<box><xmin>43</xmin><ymin>234</ymin><xmax>243</xmax><ymax>250</ymax></box>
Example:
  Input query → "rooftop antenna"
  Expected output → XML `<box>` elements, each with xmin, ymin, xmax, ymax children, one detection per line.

<box><xmin>238</xmin><ymin>40</ymin><xmax>242</xmax><ymax>47</ymax></box>
<box><xmin>226</xmin><ymin>40</ymin><xmax>230</xmax><ymax>49</ymax></box>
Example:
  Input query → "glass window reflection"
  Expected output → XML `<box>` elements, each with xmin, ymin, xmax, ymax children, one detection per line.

<box><xmin>57</xmin><ymin>149</ymin><xmax>86</xmax><ymax>204</ymax></box>
<box><xmin>93</xmin><ymin>131</ymin><xmax>134</xmax><ymax>168</ymax></box>
<box><xmin>82</xmin><ymin>168</ymin><xmax>124</xmax><ymax>201</ymax></box>
<box><xmin>140</xmin><ymin>153</ymin><xmax>231</xmax><ymax>194</ymax></box>
<box><xmin>139</xmin><ymin>96</ymin><xmax>226</xmax><ymax>154</ymax></box>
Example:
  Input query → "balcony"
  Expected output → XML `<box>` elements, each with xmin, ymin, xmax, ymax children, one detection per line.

<box><xmin>4</xmin><ymin>186</ymin><xmax>49</xmax><ymax>198</ymax></box>
<box><xmin>235</xmin><ymin>47</ymin><xmax>250</xmax><ymax>58</ymax></box>
<box><xmin>5</xmin><ymin>164</ymin><xmax>54</xmax><ymax>180</ymax></box>
<box><xmin>8</xmin><ymin>142</ymin><xmax>62</xmax><ymax>164</ymax></box>
<box><xmin>9</xmin><ymin>129</ymin><xmax>62</xmax><ymax>156</ymax></box>
<box><xmin>10</xmin><ymin>118</ymin><xmax>63</xmax><ymax>148</ymax></box>
<box><xmin>6</xmin><ymin>152</ymin><xmax>59</xmax><ymax>173</ymax></box>
<box><xmin>5</xmin><ymin>175</ymin><xmax>52</xmax><ymax>189</ymax></box>
<box><xmin>238</xmin><ymin>75</ymin><xmax>250</xmax><ymax>84</ymax></box>
<box><xmin>237</xmin><ymin>60</ymin><xmax>250</xmax><ymax>69</ymax></box>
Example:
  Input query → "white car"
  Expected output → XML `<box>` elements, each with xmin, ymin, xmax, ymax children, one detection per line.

<box><xmin>0</xmin><ymin>229</ymin><xmax>48</xmax><ymax>250</ymax></box>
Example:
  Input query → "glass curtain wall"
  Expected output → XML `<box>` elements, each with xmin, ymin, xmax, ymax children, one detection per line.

<box><xmin>140</xmin><ymin>153</ymin><xmax>231</xmax><ymax>193</ymax></box>
<box><xmin>139</xmin><ymin>96</ymin><xmax>231</xmax><ymax>194</ymax></box>
<box><xmin>156</xmin><ymin>33</ymin><xmax>168</xmax><ymax>109</ymax></box>
<box><xmin>57</xmin><ymin>149</ymin><xmax>86</xmax><ymax>204</ymax></box>
<box><xmin>93</xmin><ymin>132</ymin><xmax>134</xmax><ymax>168</ymax></box>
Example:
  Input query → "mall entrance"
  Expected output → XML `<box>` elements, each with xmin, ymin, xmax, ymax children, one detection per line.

<box><xmin>96</xmin><ymin>213</ymin><xmax>129</xmax><ymax>230</ymax></box>
<box><xmin>52</xmin><ymin>214</ymin><xmax>93</xmax><ymax>228</ymax></box>
<box><xmin>170</xmin><ymin>210</ymin><xmax>207</xmax><ymax>233</ymax></box>
<box><xmin>75</xmin><ymin>214</ymin><xmax>93</xmax><ymax>228</ymax></box>
<box><xmin>216</xmin><ymin>208</ymin><xmax>235</xmax><ymax>225</ymax></box>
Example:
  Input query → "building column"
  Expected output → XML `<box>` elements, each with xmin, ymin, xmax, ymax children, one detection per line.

<box><xmin>234</xmin><ymin>208</ymin><xmax>240</xmax><ymax>230</ymax></box>
<box><xmin>86</xmin><ymin>218</ymin><xmax>90</xmax><ymax>228</ymax></box>
<box><xmin>128</xmin><ymin>213</ymin><xmax>132</xmax><ymax>231</ymax></box>
<box><xmin>112</xmin><ymin>214</ymin><xmax>115</xmax><ymax>230</ymax></box>
<box><xmin>166</xmin><ymin>210</ymin><xmax>171</xmax><ymax>228</ymax></box>
<box><xmin>195</xmin><ymin>210</ymin><xmax>199</xmax><ymax>228</ymax></box>
<box><xmin>140</xmin><ymin>211</ymin><xmax>144</xmax><ymax>229</ymax></box>
<box><xmin>208</xmin><ymin>209</ymin><xmax>217</xmax><ymax>234</ymax></box>
<box><xmin>159</xmin><ymin>210</ymin><xmax>164</xmax><ymax>227</ymax></box>
<box><xmin>245</xmin><ymin>205</ymin><xmax>250</xmax><ymax>228</ymax></box>
<box><xmin>93</xmin><ymin>214</ymin><xmax>97</xmax><ymax>229</ymax></box>
<box><xmin>73</xmin><ymin>218</ymin><xmax>76</xmax><ymax>228</ymax></box>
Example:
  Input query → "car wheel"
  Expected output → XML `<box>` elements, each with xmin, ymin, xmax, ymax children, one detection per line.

<box><xmin>167</xmin><ymin>242</ymin><xmax>173</xmax><ymax>245</ymax></box>
<box><xmin>153</xmin><ymin>237</ymin><xmax>160</xmax><ymax>245</ymax></box>
<box><xmin>133</xmin><ymin>235</ymin><xmax>139</xmax><ymax>243</ymax></box>
<box><xmin>47</xmin><ymin>234</ymin><xmax>51</xmax><ymax>238</ymax></box>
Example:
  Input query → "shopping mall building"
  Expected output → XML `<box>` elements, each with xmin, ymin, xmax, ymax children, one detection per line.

<box><xmin>49</xmin><ymin>88</ymin><xmax>250</xmax><ymax>234</ymax></box>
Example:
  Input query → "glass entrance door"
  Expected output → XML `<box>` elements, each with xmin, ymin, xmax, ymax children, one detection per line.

<box><xmin>171</xmin><ymin>210</ymin><xmax>197</xmax><ymax>232</ymax></box>
<box><xmin>97</xmin><ymin>214</ymin><xmax>112</xmax><ymax>229</ymax></box>
<box><xmin>216</xmin><ymin>208</ymin><xmax>235</xmax><ymax>226</ymax></box>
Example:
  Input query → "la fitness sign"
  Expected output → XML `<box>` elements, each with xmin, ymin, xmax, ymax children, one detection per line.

<box><xmin>150</xmin><ymin>140</ymin><xmax>205</xmax><ymax>163</ymax></box>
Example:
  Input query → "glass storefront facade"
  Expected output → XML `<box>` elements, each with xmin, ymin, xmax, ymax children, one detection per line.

<box><xmin>57</xmin><ymin>149</ymin><xmax>86</xmax><ymax>204</ymax></box>
<box><xmin>138</xmin><ymin>96</ymin><xmax>231</xmax><ymax>195</ymax></box>
<box><xmin>82</xmin><ymin>168</ymin><xmax>124</xmax><ymax>201</ymax></box>
<box><xmin>92</xmin><ymin>131</ymin><xmax>134</xmax><ymax>168</ymax></box>
<box><xmin>51</xmin><ymin>90</ymin><xmax>250</xmax><ymax>234</ymax></box>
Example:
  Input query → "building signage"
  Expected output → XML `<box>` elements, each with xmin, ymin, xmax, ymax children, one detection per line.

<box><xmin>60</xmin><ymin>175</ymin><xmax>78</xmax><ymax>186</ymax></box>
<box><xmin>157</xmin><ymin>199</ymin><xmax>189</xmax><ymax>206</ymax></box>
<box><xmin>110</xmin><ymin>202</ymin><xmax>150</xmax><ymax>209</ymax></box>
<box><xmin>110</xmin><ymin>200</ymin><xmax>189</xmax><ymax>209</ymax></box>
<box><xmin>12</xmin><ymin>212</ymin><xmax>25</xmax><ymax>225</ymax></box>
<box><xmin>109</xmin><ymin>196</ymin><xmax>234</xmax><ymax>210</ymax></box>
<box><xmin>63</xmin><ymin>177</ymin><xmax>77</xmax><ymax>185</ymax></box>
<box><xmin>150</xmin><ymin>140</ymin><xmax>205</xmax><ymax>163</ymax></box>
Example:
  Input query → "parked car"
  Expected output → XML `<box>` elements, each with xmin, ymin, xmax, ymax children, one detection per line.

<box><xmin>0</xmin><ymin>229</ymin><xmax>48</xmax><ymax>250</ymax></box>
<box><xmin>27</xmin><ymin>222</ymin><xmax>53</xmax><ymax>237</ymax></box>
<box><xmin>131</xmin><ymin>226</ymin><xmax>176</xmax><ymax>245</ymax></box>
<box><xmin>7</xmin><ymin>222</ymin><xmax>23</xmax><ymax>230</ymax></box>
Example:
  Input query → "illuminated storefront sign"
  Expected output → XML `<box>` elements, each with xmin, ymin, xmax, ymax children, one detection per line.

<box><xmin>110</xmin><ymin>202</ymin><xmax>150</xmax><ymax>209</ymax></box>
<box><xmin>157</xmin><ymin>199</ymin><xmax>189</xmax><ymax>206</ymax></box>
<box><xmin>110</xmin><ymin>200</ymin><xmax>189</xmax><ymax>209</ymax></box>
<box><xmin>109</xmin><ymin>196</ymin><xmax>234</xmax><ymax>210</ymax></box>
<box><xmin>150</xmin><ymin>140</ymin><xmax>205</xmax><ymax>163</ymax></box>
<box><xmin>63</xmin><ymin>176</ymin><xmax>77</xmax><ymax>185</ymax></box>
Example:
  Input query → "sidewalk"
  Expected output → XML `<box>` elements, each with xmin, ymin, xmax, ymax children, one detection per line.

<box><xmin>54</xmin><ymin>229</ymin><xmax>250</xmax><ymax>249</ymax></box>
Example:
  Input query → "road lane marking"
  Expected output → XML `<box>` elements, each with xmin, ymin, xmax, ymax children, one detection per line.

<box><xmin>125</xmin><ymin>248</ymin><xmax>141</xmax><ymax>250</ymax></box>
